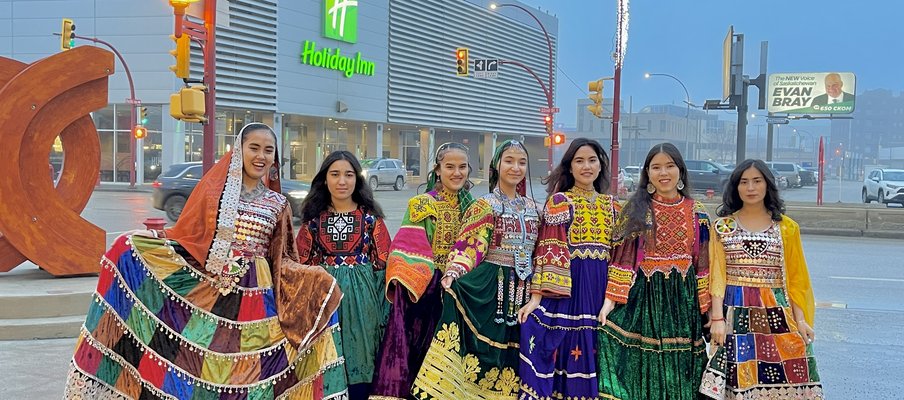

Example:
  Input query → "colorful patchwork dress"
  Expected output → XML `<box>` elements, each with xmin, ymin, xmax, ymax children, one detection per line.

<box><xmin>519</xmin><ymin>187</ymin><xmax>619</xmax><ymax>400</ymax></box>
<box><xmin>297</xmin><ymin>208</ymin><xmax>392</xmax><ymax>387</ymax></box>
<box><xmin>699</xmin><ymin>215</ymin><xmax>823</xmax><ymax>399</ymax></box>
<box><xmin>64</xmin><ymin>175</ymin><xmax>347</xmax><ymax>399</ymax></box>
<box><xmin>410</xmin><ymin>188</ymin><xmax>540</xmax><ymax>400</ymax></box>
<box><xmin>598</xmin><ymin>196</ymin><xmax>711</xmax><ymax>400</ymax></box>
<box><xmin>370</xmin><ymin>188</ymin><xmax>471</xmax><ymax>399</ymax></box>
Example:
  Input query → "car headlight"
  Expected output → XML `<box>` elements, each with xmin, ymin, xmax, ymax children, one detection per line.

<box><xmin>288</xmin><ymin>190</ymin><xmax>309</xmax><ymax>200</ymax></box>
<box><xmin>887</xmin><ymin>184</ymin><xmax>901</xmax><ymax>189</ymax></box>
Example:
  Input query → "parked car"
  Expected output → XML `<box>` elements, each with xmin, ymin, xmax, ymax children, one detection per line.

<box><xmin>152</xmin><ymin>162</ymin><xmax>310</xmax><ymax>222</ymax></box>
<box><xmin>796</xmin><ymin>164</ymin><xmax>817</xmax><ymax>186</ymax></box>
<box><xmin>360</xmin><ymin>158</ymin><xmax>406</xmax><ymax>191</ymax></box>
<box><xmin>623</xmin><ymin>165</ymin><xmax>641</xmax><ymax>183</ymax></box>
<box><xmin>862</xmin><ymin>168</ymin><xmax>904</xmax><ymax>205</ymax></box>
<box><xmin>769</xmin><ymin>167</ymin><xmax>789</xmax><ymax>189</ymax></box>
<box><xmin>619</xmin><ymin>168</ymin><xmax>636</xmax><ymax>192</ymax></box>
<box><xmin>684</xmin><ymin>160</ymin><xmax>732</xmax><ymax>193</ymax></box>
<box><xmin>765</xmin><ymin>162</ymin><xmax>802</xmax><ymax>188</ymax></box>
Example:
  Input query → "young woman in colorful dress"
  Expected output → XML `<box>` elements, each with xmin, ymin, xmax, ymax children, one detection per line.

<box><xmin>296</xmin><ymin>150</ymin><xmax>392</xmax><ymax>399</ymax></box>
<box><xmin>370</xmin><ymin>143</ymin><xmax>475</xmax><ymax>399</ymax></box>
<box><xmin>411</xmin><ymin>140</ymin><xmax>540</xmax><ymax>399</ymax></box>
<box><xmin>65</xmin><ymin>123</ymin><xmax>348</xmax><ymax>399</ymax></box>
<box><xmin>517</xmin><ymin>138</ymin><xmax>621</xmax><ymax>399</ymax></box>
<box><xmin>597</xmin><ymin>142</ymin><xmax>712</xmax><ymax>400</ymax></box>
<box><xmin>699</xmin><ymin>159</ymin><xmax>823</xmax><ymax>399</ymax></box>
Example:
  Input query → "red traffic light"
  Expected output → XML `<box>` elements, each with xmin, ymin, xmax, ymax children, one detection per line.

<box><xmin>544</xmin><ymin>114</ymin><xmax>552</xmax><ymax>123</ymax></box>
<box><xmin>552</xmin><ymin>132</ymin><xmax>566</xmax><ymax>145</ymax></box>
<box><xmin>132</xmin><ymin>125</ymin><xmax>148</xmax><ymax>139</ymax></box>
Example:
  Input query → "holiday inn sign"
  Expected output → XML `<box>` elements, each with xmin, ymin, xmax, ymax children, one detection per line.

<box><xmin>298</xmin><ymin>0</ymin><xmax>376</xmax><ymax>78</ymax></box>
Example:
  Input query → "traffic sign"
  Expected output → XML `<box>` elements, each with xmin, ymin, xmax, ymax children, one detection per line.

<box><xmin>540</xmin><ymin>107</ymin><xmax>560</xmax><ymax>114</ymax></box>
<box><xmin>766</xmin><ymin>117</ymin><xmax>789</xmax><ymax>125</ymax></box>
<box><xmin>474</xmin><ymin>59</ymin><xmax>498</xmax><ymax>79</ymax></box>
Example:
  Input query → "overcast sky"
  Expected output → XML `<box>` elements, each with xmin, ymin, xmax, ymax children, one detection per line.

<box><xmin>515</xmin><ymin>0</ymin><xmax>904</xmax><ymax>132</ymax></box>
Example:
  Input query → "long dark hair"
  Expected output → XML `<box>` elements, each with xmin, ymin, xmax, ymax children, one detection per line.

<box><xmin>618</xmin><ymin>142</ymin><xmax>692</xmax><ymax>240</ymax></box>
<box><xmin>543</xmin><ymin>138</ymin><xmax>610</xmax><ymax>195</ymax></box>
<box><xmin>299</xmin><ymin>150</ymin><xmax>384</xmax><ymax>222</ymax></box>
<box><xmin>717</xmin><ymin>159</ymin><xmax>785</xmax><ymax>221</ymax></box>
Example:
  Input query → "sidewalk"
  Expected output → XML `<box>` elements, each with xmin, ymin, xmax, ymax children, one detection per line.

<box><xmin>93</xmin><ymin>183</ymin><xmax>154</xmax><ymax>193</ymax></box>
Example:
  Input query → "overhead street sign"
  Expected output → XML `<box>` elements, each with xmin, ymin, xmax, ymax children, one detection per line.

<box><xmin>766</xmin><ymin>117</ymin><xmax>789</xmax><ymax>125</ymax></box>
<box><xmin>540</xmin><ymin>107</ymin><xmax>560</xmax><ymax>114</ymax></box>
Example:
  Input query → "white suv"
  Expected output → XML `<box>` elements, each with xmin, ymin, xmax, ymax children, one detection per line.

<box><xmin>862</xmin><ymin>169</ymin><xmax>904</xmax><ymax>205</ymax></box>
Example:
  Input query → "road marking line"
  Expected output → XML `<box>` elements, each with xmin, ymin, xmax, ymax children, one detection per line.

<box><xmin>828</xmin><ymin>276</ymin><xmax>904</xmax><ymax>283</ymax></box>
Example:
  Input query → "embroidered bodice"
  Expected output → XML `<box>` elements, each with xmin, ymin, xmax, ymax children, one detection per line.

<box><xmin>299</xmin><ymin>208</ymin><xmax>391</xmax><ymax>270</ymax></box>
<box><xmin>483</xmin><ymin>189</ymin><xmax>541</xmax><ymax>277</ymax></box>
<box><xmin>231</xmin><ymin>190</ymin><xmax>285</xmax><ymax>258</ymax></box>
<box><xmin>530</xmin><ymin>187</ymin><xmax>619</xmax><ymax>297</ymax></box>
<box><xmin>446</xmin><ymin>188</ymin><xmax>540</xmax><ymax>277</ymax></box>
<box><xmin>640</xmin><ymin>196</ymin><xmax>696</xmax><ymax>278</ymax></box>
<box><xmin>713</xmin><ymin>216</ymin><xmax>785</xmax><ymax>288</ymax></box>
<box><xmin>564</xmin><ymin>187</ymin><xmax>617</xmax><ymax>259</ymax></box>
<box><xmin>429</xmin><ymin>188</ymin><xmax>463</xmax><ymax>266</ymax></box>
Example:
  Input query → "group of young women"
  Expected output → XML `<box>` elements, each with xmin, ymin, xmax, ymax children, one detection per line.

<box><xmin>64</xmin><ymin>122</ymin><xmax>824</xmax><ymax>400</ymax></box>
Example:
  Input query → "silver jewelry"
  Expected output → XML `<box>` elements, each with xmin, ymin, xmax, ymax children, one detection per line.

<box><xmin>677</xmin><ymin>179</ymin><xmax>685</xmax><ymax>191</ymax></box>
<box><xmin>646</xmin><ymin>183</ymin><xmax>656</xmax><ymax>194</ymax></box>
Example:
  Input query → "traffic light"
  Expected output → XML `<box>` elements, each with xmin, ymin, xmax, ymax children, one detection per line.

<box><xmin>170</xmin><ymin>85</ymin><xmax>207</xmax><ymax>123</ymax></box>
<box><xmin>544</xmin><ymin>114</ymin><xmax>553</xmax><ymax>134</ymax></box>
<box><xmin>132</xmin><ymin>125</ymin><xmax>148</xmax><ymax>140</ymax></box>
<box><xmin>552</xmin><ymin>132</ymin><xmax>566</xmax><ymax>146</ymax></box>
<box><xmin>61</xmin><ymin>19</ymin><xmax>75</xmax><ymax>51</ymax></box>
<box><xmin>138</xmin><ymin>106</ymin><xmax>148</xmax><ymax>125</ymax></box>
<box><xmin>456</xmin><ymin>47</ymin><xmax>469</xmax><ymax>76</ymax></box>
<box><xmin>587</xmin><ymin>79</ymin><xmax>604</xmax><ymax>118</ymax></box>
<box><xmin>170</xmin><ymin>34</ymin><xmax>191</xmax><ymax>79</ymax></box>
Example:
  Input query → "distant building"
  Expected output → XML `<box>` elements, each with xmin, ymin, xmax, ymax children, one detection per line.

<box><xmin>573</xmin><ymin>101</ymin><xmax>737</xmax><ymax>166</ymax></box>
<box><xmin>830</xmin><ymin>89</ymin><xmax>904</xmax><ymax>179</ymax></box>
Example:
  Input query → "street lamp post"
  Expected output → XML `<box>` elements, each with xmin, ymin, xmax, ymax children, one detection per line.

<box><xmin>490</xmin><ymin>3</ymin><xmax>556</xmax><ymax>173</ymax></box>
<box><xmin>645</xmin><ymin>73</ymin><xmax>691</xmax><ymax>158</ymax></box>
<box><xmin>793</xmin><ymin>128</ymin><xmax>816</xmax><ymax>165</ymax></box>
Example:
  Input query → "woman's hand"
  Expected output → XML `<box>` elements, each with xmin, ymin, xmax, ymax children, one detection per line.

<box><xmin>710</xmin><ymin>320</ymin><xmax>727</xmax><ymax>346</ymax></box>
<box><xmin>517</xmin><ymin>295</ymin><xmax>542</xmax><ymax>324</ymax></box>
<box><xmin>598</xmin><ymin>299</ymin><xmax>616</xmax><ymax>325</ymax></box>
<box><xmin>441</xmin><ymin>275</ymin><xmax>456</xmax><ymax>289</ymax></box>
<box><xmin>797</xmin><ymin>320</ymin><xmax>816</xmax><ymax>344</ymax></box>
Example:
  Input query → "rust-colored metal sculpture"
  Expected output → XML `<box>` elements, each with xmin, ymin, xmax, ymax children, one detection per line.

<box><xmin>0</xmin><ymin>47</ymin><xmax>114</xmax><ymax>276</ymax></box>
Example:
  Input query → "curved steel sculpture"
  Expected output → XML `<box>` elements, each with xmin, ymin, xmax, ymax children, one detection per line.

<box><xmin>0</xmin><ymin>47</ymin><xmax>114</xmax><ymax>276</ymax></box>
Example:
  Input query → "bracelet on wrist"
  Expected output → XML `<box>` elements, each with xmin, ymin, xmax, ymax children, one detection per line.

<box><xmin>711</xmin><ymin>317</ymin><xmax>725</xmax><ymax>322</ymax></box>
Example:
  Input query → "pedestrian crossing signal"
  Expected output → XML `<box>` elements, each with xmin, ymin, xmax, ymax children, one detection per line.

<box><xmin>456</xmin><ymin>48</ymin><xmax>469</xmax><ymax>76</ymax></box>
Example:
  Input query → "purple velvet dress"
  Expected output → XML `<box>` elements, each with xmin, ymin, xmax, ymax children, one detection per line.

<box><xmin>519</xmin><ymin>188</ymin><xmax>619</xmax><ymax>399</ymax></box>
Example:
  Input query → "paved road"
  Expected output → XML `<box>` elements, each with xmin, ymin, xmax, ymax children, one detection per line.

<box><xmin>1</xmin><ymin>188</ymin><xmax>903</xmax><ymax>398</ymax></box>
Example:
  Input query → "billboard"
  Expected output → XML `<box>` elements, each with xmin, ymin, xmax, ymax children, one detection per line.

<box><xmin>767</xmin><ymin>72</ymin><xmax>856</xmax><ymax>114</ymax></box>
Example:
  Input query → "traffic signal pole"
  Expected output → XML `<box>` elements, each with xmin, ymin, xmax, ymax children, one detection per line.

<box><xmin>202</xmin><ymin>0</ymin><xmax>217</xmax><ymax>174</ymax></box>
<box><xmin>69</xmin><ymin>34</ymin><xmax>141</xmax><ymax>188</ymax></box>
<box><xmin>171</xmin><ymin>0</ymin><xmax>217</xmax><ymax>174</ymax></box>
<box><xmin>491</xmin><ymin>3</ymin><xmax>556</xmax><ymax>174</ymax></box>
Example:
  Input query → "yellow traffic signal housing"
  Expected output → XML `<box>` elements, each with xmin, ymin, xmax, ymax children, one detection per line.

<box><xmin>587</xmin><ymin>79</ymin><xmax>604</xmax><ymax>118</ymax></box>
<box><xmin>170</xmin><ymin>86</ymin><xmax>207</xmax><ymax>123</ymax></box>
<box><xmin>170</xmin><ymin>34</ymin><xmax>191</xmax><ymax>79</ymax></box>
<box><xmin>138</xmin><ymin>106</ymin><xmax>148</xmax><ymax>125</ymax></box>
<box><xmin>544</xmin><ymin>114</ymin><xmax>553</xmax><ymax>134</ymax></box>
<box><xmin>61</xmin><ymin>19</ymin><xmax>75</xmax><ymax>50</ymax></box>
<box><xmin>456</xmin><ymin>47</ymin><xmax>469</xmax><ymax>76</ymax></box>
